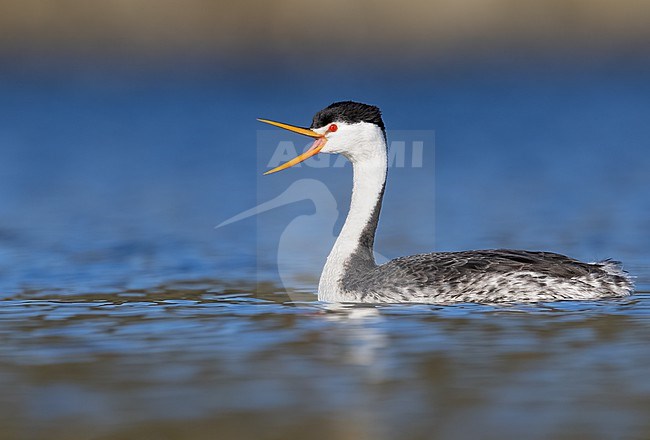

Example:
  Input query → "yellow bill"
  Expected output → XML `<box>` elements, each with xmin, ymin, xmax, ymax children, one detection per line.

<box><xmin>258</xmin><ymin>118</ymin><xmax>327</xmax><ymax>175</ymax></box>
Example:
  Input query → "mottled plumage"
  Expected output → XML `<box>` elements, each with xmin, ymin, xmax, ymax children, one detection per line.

<box><xmin>340</xmin><ymin>249</ymin><xmax>633</xmax><ymax>303</ymax></box>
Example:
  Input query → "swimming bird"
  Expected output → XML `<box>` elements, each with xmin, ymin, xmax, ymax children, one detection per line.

<box><xmin>259</xmin><ymin>101</ymin><xmax>633</xmax><ymax>303</ymax></box>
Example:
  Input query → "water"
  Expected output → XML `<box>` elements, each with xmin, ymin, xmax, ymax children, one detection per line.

<box><xmin>1</xmin><ymin>61</ymin><xmax>649</xmax><ymax>439</ymax></box>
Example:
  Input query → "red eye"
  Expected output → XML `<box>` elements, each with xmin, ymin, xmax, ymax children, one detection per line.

<box><xmin>328</xmin><ymin>124</ymin><xmax>338</xmax><ymax>132</ymax></box>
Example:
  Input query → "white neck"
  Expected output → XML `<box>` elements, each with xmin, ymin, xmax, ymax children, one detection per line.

<box><xmin>318</xmin><ymin>141</ymin><xmax>387</xmax><ymax>301</ymax></box>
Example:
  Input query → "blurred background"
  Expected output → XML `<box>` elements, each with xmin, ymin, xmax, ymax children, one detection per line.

<box><xmin>1</xmin><ymin>0</ymin><xmax>649</xmax><ymax>292</ymax></box>
<box><xmin>1</xmin><ymin>1</ymin><xmax>650</xmax><ymax>439</ymax></box>
<box><xmin>2</xmin><ymin>0</ymin><xmax>650</xmax><ymax>61</ymax></box>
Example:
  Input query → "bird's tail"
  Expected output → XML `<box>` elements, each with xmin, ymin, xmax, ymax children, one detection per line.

<box><xmin>596</xmin><ymin>259</ymin><xmax>635</xmax><ymax>295</ymax></box>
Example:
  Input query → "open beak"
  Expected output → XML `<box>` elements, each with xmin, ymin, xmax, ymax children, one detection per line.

<box><xmin>258</xmin><ymin>118</ymin><xmax>327</xmax><ymax>175</ymax></box>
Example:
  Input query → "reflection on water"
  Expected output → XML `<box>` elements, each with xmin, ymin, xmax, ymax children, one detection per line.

<box><xmin>1</xmin><ymin>284</ymin><xmax>649</xmax><ymax>439</ymax></box>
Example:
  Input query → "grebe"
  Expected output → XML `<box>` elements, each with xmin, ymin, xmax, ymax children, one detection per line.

<box><xmin>259</xmin><ymin>101</ymin><xmax>633</xmax><ymax>303</ymax></box>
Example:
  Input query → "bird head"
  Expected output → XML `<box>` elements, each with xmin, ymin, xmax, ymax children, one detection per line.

<box><xmin>259</xmin><ymin>101</ymin><xmax>386</xmax><ymax>174</ymax></box>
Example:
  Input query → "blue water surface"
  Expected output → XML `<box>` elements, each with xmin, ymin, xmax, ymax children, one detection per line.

<box><xmin>0</xmin><ymin>60</ymin><xmax>649</xmax><ymax>439</ymax></box>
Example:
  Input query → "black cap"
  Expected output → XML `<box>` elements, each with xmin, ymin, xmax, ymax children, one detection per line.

<box><xmin>310</xmin><ymin>101</ymin><xmax>385</xmax><ymax>136</ymax></box>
